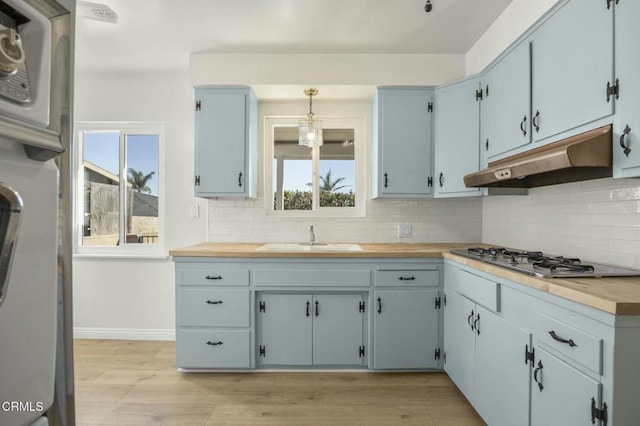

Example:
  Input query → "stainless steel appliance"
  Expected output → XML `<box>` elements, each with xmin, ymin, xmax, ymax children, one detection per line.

<box><xmin>0</xmin><ymin>1</ymin><xmax>73</xmax><ymax>425</ymax></box>
<box><xmin>450</xmin><ymin>247</ymin><xmax>640</xmax><ymax>278</ymax></box>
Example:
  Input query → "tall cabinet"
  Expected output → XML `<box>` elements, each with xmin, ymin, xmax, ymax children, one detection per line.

<box><xmin>194</xmin><ymin>86</ymin><xmax>258</xmax><ymax>198</ymax></box>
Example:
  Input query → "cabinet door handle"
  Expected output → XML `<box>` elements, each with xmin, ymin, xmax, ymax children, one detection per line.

<box><xmin>532</xmin><ymin>110</ymin><xmax>540</xmax><ymax>133</ymax></box>
<box><xmin>620</xmin><ymin>125</ymin><xmax>632</xmax><ymax>157</ymax></box>
<box><xmin>474</xmin><ymin>313</ymin><xmax>480</xmax><ymax>336</ymax></box>
<box><xmin>439</xmin><ymin>172</ymin><xmax>444</xmax><ymax>188</ymax></box>
<box><xmin>206</xmin><ymin>341</ymin><xmax>223</xmax><ymax>346</ymax></box>
<box><xmin>238</xmin><ymin>172</ymin><xmax>243</xmax><ymax>187</ymax></box>
<box><xmin>467</xmin><ymin>310</ymin><xmax>475</xmax><ymax>331</ymax></box>
<box><xmin>377</xmin><ymin>297</ymin><xmax>382</xmax><ymax>314</ymax></box>
<box><xmin>548</xmin><ymin>330</ymin><xmax>577</xmax><ymax>347</ymax></box>
<box><xmin>306</xmin><ymin>301</ymin><xmax>310</xmax><ymax>317</ymax></box>
<box><xmin>533</xmin><ymin>360</ymin><xmax>544</xmax><ymax>392</ymax></box>
<box><xmin>206</xmin><ymin>300</ymin><xmax>223</xmax><ymax>305</ymax></box>
<box><xmin>520</xmin><ymin>115</ymin><xmax>527</xmax><ymax>137</ymax></box>
<box><xmin>398</xmin><ymin>276</ymin><xmax>416</xmax><ymax>281</ymax></box>
<box><xmin>315</xmin><ymin>300</ymin><xmax>319</xmax><ymax>317</ymax></box>
<box><xmin>206</xmin><ymin>275</ymin><xmax>222</xmax><ymax>280</ymax></box>
<box><xmin>384</xmin><ymin>173</ymin><xmax>388</xmax><ymax>188</ymax></box>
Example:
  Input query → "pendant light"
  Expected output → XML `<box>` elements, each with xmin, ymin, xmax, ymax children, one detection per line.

<box><xmin>298</xmin><ymin>88</ymin><xmax>323</xmax><ymax>147</ymax></box>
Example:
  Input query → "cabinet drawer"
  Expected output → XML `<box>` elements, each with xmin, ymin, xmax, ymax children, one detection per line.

<box><xmin>254</xmin><ymin>269</ymin><xmax>370</xmax><ymax>287</ymax></box>
<box><xmin>375</xmin><ymin>268</ymin><xmax>439</xmax><ymax>287</ymax></box>
<box><xmin>177</xmin><ymin>329</ymin><xmax>250</xmax><ymax>369</ymax></box>
<box><xmin>534</xmin><ymin>312</ymin><xmax>602</xmax><ymax>374</ymax></box>
<box><xmin>177</xmin><ymin>267</ymin><xmax>249</xmax><ymax>286</ymax></box>
<box><xmin>179</xmin><ymin>289</ymin><xmax>249</xmax><ymax>327</ymax></box>
<box><xmin>446</xmin><ymin>266</ymin><xmax>499</xmax><ymax>312</ymax></box>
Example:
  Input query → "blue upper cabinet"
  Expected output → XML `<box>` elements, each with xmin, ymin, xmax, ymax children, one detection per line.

<box><xmin>434</xmin><ymin>77</ymin><xmax>482</xmax><ymax>197</ymax></box>
<box><xmin>480</xmin><ymin>40</ymin><xmax>531</xmax><ymax>162</ymax></box>
<box><xmin>531</xmin><ymin>0</ymin><xmax>614</xmax><ymax>144</ymax></box>
<box><xmin>613</xmin><ymin>0</ymin><xmax>640</xmax><ymax>178</ymax></box>
<box><xmin>372</xmin><ymin>87</ymin><xmax>434</xmax><ymax>198</ymax></box>
<box><xmin>194</xmin><ymin>86</ymin><xmax>257</xmax><ymax>198</ymax></box>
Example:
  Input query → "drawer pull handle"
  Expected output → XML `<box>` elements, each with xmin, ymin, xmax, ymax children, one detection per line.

<box><xmin>548</xmin><ymin>330</ymin><xmax>577</xmax><ymax>347</ymax></box>
<box><xmin>533</xmin><ymin>360</ymin><xmax>544</xmax><ymax>392</ymax></box>
<box><xmin>474</xmin><ymin>313</ymin><xmax>480</xmax><ymax>336</ymax></box>
<box><xmin>520</xmin><ymin>115</ymin><xmax>527</xmax><ymax>136</ymax></box>
<box><xmin>206</xmin><ymin>341</ymin><xmax>223</xmax><ymax>346</ymax></box>
<box><xmin>206</xmin><ymin>300</ymin><xmax>223</xmax><ymax>305</ymax></box>
<box><xmin>398</xmin><ymin>276</ymin><xmax>416</xmax><ymax>281</ymax></box>
<box><xmin>467</xmin><ymin>310</ymin><xmax>475</xmax><ymax>331</ymax></box>
<box><xmin>620</xmin><ymin>124</ymin><xmax>632</xmax><ymax>157</ymax></box>
<box><xmin>206</xmin><ymin>275</ymin><xmax>222</xmax><ymax>280</ymax></box>
<box><xmin>377</xmin><ymin>297</ymin><xmax>382</xmax><ymax>314</ymax></box>
<box><xmin>315</xmin><ymin>300</ymin><xmax>319</xmax><ymax>317</ymax></box>
<box><xmin>306</xmin><ymin>301</ymin><xmax>310</xmax><ymax>317</ymax></box>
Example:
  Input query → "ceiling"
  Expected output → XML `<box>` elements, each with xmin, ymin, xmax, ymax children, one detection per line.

<box><xmin>75</xmin><ymin>0</ymin><xmax>515</xmax><ymax>74</ymax></box>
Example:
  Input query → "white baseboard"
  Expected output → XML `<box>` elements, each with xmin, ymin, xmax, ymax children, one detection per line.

<box><xmin>74</xmin><ymin>327</ymin><xmax>175</xmax><ymax>341</ymax></box>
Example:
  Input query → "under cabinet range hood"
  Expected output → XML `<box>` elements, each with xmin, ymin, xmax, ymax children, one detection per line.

<box><xmin>464</xmin><ymin>125</ymin><xmax>613</xmax><ymax>188</ymax></box>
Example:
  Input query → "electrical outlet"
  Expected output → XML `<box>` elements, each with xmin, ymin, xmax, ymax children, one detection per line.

<box><xmin>398</xmin><ymin>223</ymin><xmax>412</xmax><ymax>238</ymax></box>
<box><xmin>190</xmin><ymin>205</ymin><xmax>200</xmax><ymax>219</ymax></box>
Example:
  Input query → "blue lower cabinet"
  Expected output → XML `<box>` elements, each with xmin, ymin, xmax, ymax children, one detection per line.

<box><xmin>373</xmin><ymin>289</ymin><xmax>439</xmax><ymax>369</ymax></box>
<box><xmin>177</xmin><ymin>329</ymin><xmax>251</xmax><ymax>369</ymax></box>
<box><xmin>257</xmin><ymin>293</ymin><xmax>366</xmax><ymax>367</ymax></box>
<box><xmin>531</xmin><ymin>347</ymin><xmax>603</xmax><ymax>426</ymax></box>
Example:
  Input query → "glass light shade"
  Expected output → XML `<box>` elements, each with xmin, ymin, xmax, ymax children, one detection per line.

<box><xmin>298</xmin><ymin>117</ymin><xmax>323</xmax><ymax>147</ymax></box>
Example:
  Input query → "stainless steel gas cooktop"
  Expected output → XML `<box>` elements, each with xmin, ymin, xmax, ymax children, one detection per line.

<box><xmin>450</xmin><ymin>247</ymin><xmax>640</xmax><ymax>278</ymax></box>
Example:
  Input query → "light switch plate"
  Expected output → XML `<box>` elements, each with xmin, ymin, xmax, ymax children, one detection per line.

<box><xmin>191</xmin><ymin>204</ymin><xmax>200</xmax><ymax>219</ymax></box>
<box><xmin>398</xmin><ymin>223</ymin><xmax>412</xmax><ymax>238</ymax></box>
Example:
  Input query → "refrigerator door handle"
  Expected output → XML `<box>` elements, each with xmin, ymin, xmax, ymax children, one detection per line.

<box><xmin>0</xmin><ymin>183</ymin><xmax>23</xmax><ymax>308</ymax></box>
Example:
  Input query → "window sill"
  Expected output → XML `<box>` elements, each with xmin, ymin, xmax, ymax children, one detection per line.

<box><xmin>73</xmin><ymin>253</ymin><xmax>170</xmax><ymax>261</ymax></box>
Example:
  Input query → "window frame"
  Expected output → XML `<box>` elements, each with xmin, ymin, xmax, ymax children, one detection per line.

<box><xmin>264</xmin><ymin>116</ymin><xmax>366</xmax><ymax>217</ymax></box>
<box><xmin>73</xmin><ymin>121</ymin><xmax>165</xmax><ymax>257</ymax></box>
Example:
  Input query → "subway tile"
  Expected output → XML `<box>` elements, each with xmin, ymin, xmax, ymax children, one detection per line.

<box><xmin>610</xmin><ymin>187</ymin><xmax>640</xmax><ymax>201</ymax></box>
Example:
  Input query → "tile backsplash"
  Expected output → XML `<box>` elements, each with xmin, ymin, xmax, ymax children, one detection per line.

<box><xmin>208</xmin><ymin>197</ymin><xmax>482</xmax><ymax>244</ymax></box>
<box><xmin>483</xmin><ymin>178</ymin><xmax>640</xmax><ymax>268</ymax></box>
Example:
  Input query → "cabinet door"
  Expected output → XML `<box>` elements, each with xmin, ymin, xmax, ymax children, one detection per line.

<box><xmin>443</xmin><ymin>289</ymin><xmax>476</xmax><ymax>402</ymax></box>
<box><xmin>312</xmin><ymin>294</ymin><xmax>365</xmax><ymax>366</ymax></box>
<box><xmin>531</xmin><ymin>347</ymin><xmax>603</xmax><ymax>426</ymax></box>
<box><xmin>481</xmin><ymin>40</ymin><xmax>531</xmax><ymax>160</ymax></box>
<box><xmin>434</xmin><ymin>78</ymin><xmax>481</xmax><ymax>197</ymax></box>
<box><xmin>256</xmin><ymin>294</ymin><xmax>312</xmax><ymax>366</ymax></box>
<box><xmin>474</xmin><ymin>305</ymin><xmax>531</xmax><ymax>426</ymax></box>
<box><xmin>194</xmin><ymin>88</ymin><xmax>247</xmax><ymax>196</ymax></box>
<box><xmin>378</xmin><ymin>89</ymin><xmax>433</xmax><ymax>196</ymax></box>
<box><xmin>373</xmin><ymin>289</ymin><xmax>439</xmax><ymax>369</ymax></box>
<box><xmin>531</xmin><ymin>0</ymin><xmax>613</xmax><ymax>143</ymax></box>
<box><xmin>613</xmin><ymin>0</ymin><xmax>640</xmax><ymax>178</ymax></box>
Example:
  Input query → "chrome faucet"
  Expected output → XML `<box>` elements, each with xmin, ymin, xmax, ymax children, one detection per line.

<box><xmin>309</xmin><ymin>225</ymin><xmax>316</xmax><ymax>245</ymax></box>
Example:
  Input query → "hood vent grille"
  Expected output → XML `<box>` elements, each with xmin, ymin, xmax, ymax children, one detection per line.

<box><xmin>464</xmin><ymin>125</ymin><xmax>613</xmax><ymax>188</ymax></box>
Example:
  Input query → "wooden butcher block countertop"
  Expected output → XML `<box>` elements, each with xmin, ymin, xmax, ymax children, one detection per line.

<box><xmin>170</xmin><ymin>243</ymin><xmax>640</xmax><ymax>315</ymax></box>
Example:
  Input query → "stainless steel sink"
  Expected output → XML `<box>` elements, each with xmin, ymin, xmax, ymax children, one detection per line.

<box><xmin>257</xmin><ymin>243</ymin><xmax>364</xmax><ymax>252</ymax></box>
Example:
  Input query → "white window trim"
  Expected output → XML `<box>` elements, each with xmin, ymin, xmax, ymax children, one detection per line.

<box><xmin>264</xmin><ymin>116</ymin><xmax>366</xmax><ymax>218</ymax></box>
<box><xmin>73</xmin><ymin>121</ymin><xmax>165</xmax><ymax>256</ymax></box>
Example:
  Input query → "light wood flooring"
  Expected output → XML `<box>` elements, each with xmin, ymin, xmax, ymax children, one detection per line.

<box><xmin>74</xmin><ymin>339</ymin><xmax>485</xmax><ymax>425</ymax></box>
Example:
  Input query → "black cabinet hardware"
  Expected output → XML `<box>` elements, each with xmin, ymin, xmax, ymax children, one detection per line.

<box><xmin>485</xmin><ymin>139</ymin><xmax>489</xmax><ymax>151</ymax></box>
<box><xmin>306</xmin><ymin>301</ymin><xmax>310</xmax><ymax>317</ymax></box>
<box><xmin>359</xmin><ymin>301</ymin><xmax>365</xmax><ymax>313</ymax></box>
<box><xmin>259</xmin><ymin>345</ymin><xmax>266</xmax><ymax>357</ymax></box>
<box><xmin>238</xmin><ymin>172</ymin><xmax>243</xmax><ymax>187</ymax></box>
<box><xmin>520</xmin><ymin>115</ymin><xmax>528</xmax><ymax>136</ymax></box>
<box><xmin>475</xmin><ymin>89</ymin><xmax>483</xmax><ymax>101</ymax></box>
<box><xmin>525</xmin><ymin>345</ymin><xmax>535</xmax><ymax>365</ymax></box>
<box><xmin>591</xmin><ymin>398</ymin><xmax>608</xmax><ymax>426</ymax></box>
<box><xmin>607</xmin><ymin>79</ymin><xmax>619</xmax><ymax>102</ymax></box>
<box><xmin>206</xmin><ymin>341</ymin><xmax>223</xmax><ymax>346</ymax></box>
<box><xmin>195</xmin><ymin>175</ymin><xmax>200</xmax><ymax>186</ymax></box>
<box><xmin>467</xmin><ymin>310</ymin><xmax>475</xmax><ymax>331</ymax></box>
<box><xmin>439</xmin><ymin>172</ymin><xmax>444</xmax><ymax>188</ymax></box>
<box><xmin>435</xmin><ymin>348</ymin><xmax>441</xmax><ymax>360</ymax></box>
<box><xmin>533</xmin><ymin>360</ymin><xmax>544</xmax><ymax>392</ymax></box>
<box><xmin>195</xmin><ymin>100</ymin><xmax>201</xmax><ymax>111</ymax></box>
<box><xmin>206</xmin><ymin>300</ymin><xmax>223</xmax><ymax>305</ymax></box>
<box><xmin>533</xmin><ymin>110</ymin><xmax>540</xmax><ymax>133</ymax></box>
<box><xmin>384</xmin><ymin>173</ymin><xmax>388</xmax><ymax>188</ymax></box>
<box><xmin>377</xmin><ymin>297</ymin><xmax>382</xmax><ymax>314</ymax></box>
<box><xmin>205</xmin><ymin>275</ymin><xmax>222</xmax><ymax>280</ymax></box>
<box><xmin>548</xmin><ymin>330</ymin><xmax>577</xmax><ymax>347</ymax></box>
<box><xmin>435</xmin><ymin>297</ymin><xmax>441</xmax><ymax>309</ymax></box>
<box><xmin>620</xmin><ymin>125</ymin><xmax>632</xmax><ymax>157</ymax></box>
<box><xmin>427</xmin><ymin>176</ymin><xmax>433</xmax><ymax>187</ymax></box>
<box><xmin>359</xmin><ymin>345</ymin><xmax>366</xmax><ymax>357</ymax></box>
<box><xmin>398</xmin><ymin>276</ymin><xmax>416</xmax><ymax>281</ymax></box>
<box><xmin>474</xmin><ymin>313</ymin><xmax>480</xmax><ymax>335</ymax></box>
<box><xmin>315</xmin><ymin>300</ymin><xmax>319</xmax><ymax>317</ymax></box>
<box><xmin>485</xmin><ymin>84</ymin><xmax>489</xmax><ymax>97</ymax></box>
<box><xmin>428</xmin><ymin>102</ymin><xmax>433</xmax><ymax>113</ymax></box>
<box><xmin>259</xmin><ymin>301</ymin><xmax>266</xmax><ymax>313</ymax></box>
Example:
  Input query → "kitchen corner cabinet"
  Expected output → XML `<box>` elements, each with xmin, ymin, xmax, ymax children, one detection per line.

<box><xmin>444</xmin><ymin>266</ymin><xmax>530</xmax><ymax>426</ymax></box>
<box><xmin>480</xmin><ymin>40</ymin><xmax>531</xmax><ymax>162</ymax></box>
<box><xmin>257</xmin><ymin>293</ymin><xmax>366</xmax><ymax>367</ymax></box>
<box><xmin>530</xmin><ymin>0</ymin><xmax>614</xmax><ymax>145</ymax></box>
<box><xmin>613</xmin><ymin>0</ymin><xmax>640</xmax><ymax>178</ymax></box>
<box><xmin>371</xmin><ymin>87</ymin><xmax>434</xmax><ymax>198</ymax></box>
<box><xmin>434</xmin><ymin>77</ymin><xmax>482</xmax><ymax>197</ymax></box>
<box><xmin>194</xmin><ymin>86</ymin><xmax>257</xmax><ymax>198</ymax></box>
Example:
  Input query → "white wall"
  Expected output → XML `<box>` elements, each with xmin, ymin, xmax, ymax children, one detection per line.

<box><xmin>73</xmin><ymin>71</ymin><xmax>207</xmax><ymax>340</ymax></box>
